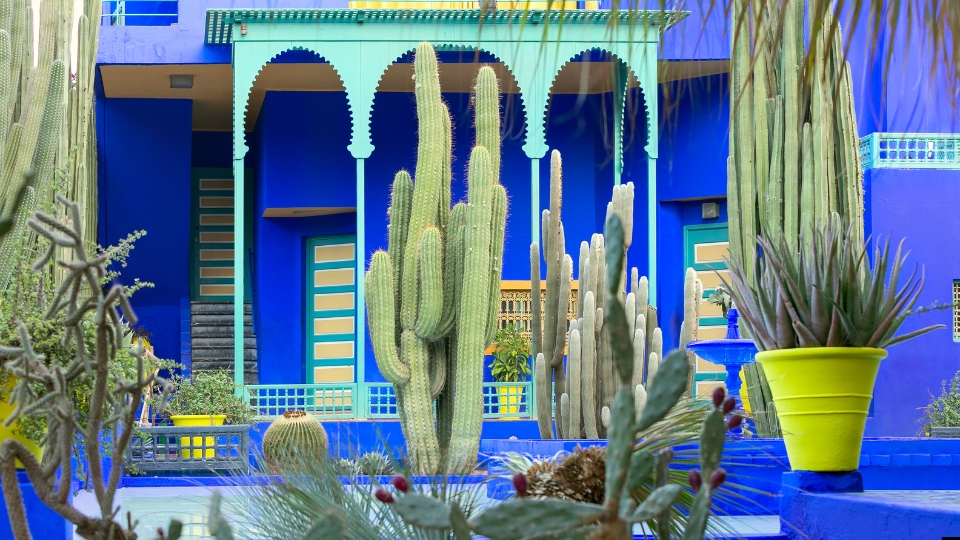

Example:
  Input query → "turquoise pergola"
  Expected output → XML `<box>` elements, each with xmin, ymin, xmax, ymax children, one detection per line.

<box><xmin>204</xmin><ymin>8</ymin><xmax>688</xmax><ymax>389</ymax></box>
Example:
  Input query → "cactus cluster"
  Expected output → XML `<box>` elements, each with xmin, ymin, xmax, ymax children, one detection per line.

<box><xmin>262</xmin><ymin>410</ymin><xmax>329</xmax><ymax>473</ymax></box>
<box><xmin>533</xmin><ymin>150</ymin><xmax>701</xmax><ymax>439</ymax></box>
<box><xmin>365</xmin><ymin>42</ymin><xmax>506</xmax><ymax>475</ymax></box>
<box><xmin>0</xmin><ymin>0</ymin><xmax>100</xmax><ymax>291</ymax></box>
<box><xmin>371</xmin><ymin>215</ymin><xmax>736</xmax><ymax>540</ymax></box>
<box><xmin>726</xmin><ymin>0</ymin><xmax>863</xmax><ymax>438</ymax></box>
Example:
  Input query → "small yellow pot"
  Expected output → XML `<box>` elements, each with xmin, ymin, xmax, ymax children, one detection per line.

<box><xmin>497</xmin><ymin>386</ymin><xmax>523</xmax><ymax>419</ymax></box>
<box><xmin>169</xmin><ymin>415</ymin><xmax>226</xmax><ymax>459</ymax></box>
<box><xmin>757</xmin><ymin>347</ymin><xmax>886</xmax><ymax>472</ymax></box>
<box><xmin>0</xmin><ymin>379</ymin><xmax>43</xmax><ymax>468</ymax></box>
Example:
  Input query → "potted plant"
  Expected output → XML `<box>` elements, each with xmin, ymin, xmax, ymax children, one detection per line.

<box><xmin>921</xmin><ymin>370</ymin><xmax>960</xmax><ymax>438</ymax></box>
<box><xmin>489</xmin><ymin>325</ymin><xmax>532</xmax><ymax>417</ymax></box>
<box><xmin>162</xmin><ymin>369</ymin><xmax>255</xmax><ymax>458</ymax></box>
<box><xmin>725</xmin><ymin>215</ymin><xmax>942</xmax><ymax>471</ymax></box>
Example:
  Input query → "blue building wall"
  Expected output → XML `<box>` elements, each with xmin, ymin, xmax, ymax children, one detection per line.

<box><xmin>863</xmin><ymin>168</ymin><xmax>960</xmax><ymax>437</ymax></box>
<box><xmin>99</xmin><ymin>98</ymin><xmax>193</xmax><ymax>365</ymax></box>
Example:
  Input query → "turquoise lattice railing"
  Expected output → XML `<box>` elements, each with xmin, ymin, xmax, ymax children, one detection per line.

<box><xmin>860</xmin><ymin>133</ymin><xmax>960</xmax><ymax>170</ymax></box>
<box><xmin>246</xmin><ymin>384</ymin><xmax>357</xmax><ymax>420</ymax></box>
<box><xmin>101</xmin><ymin>1</ymin><xmax>177</xmax><ymax>26</ymax></box>
<box><xmin>247</xmin><ymin>382</ymin><xmax>534</xmax><ymax>420</ymax></box>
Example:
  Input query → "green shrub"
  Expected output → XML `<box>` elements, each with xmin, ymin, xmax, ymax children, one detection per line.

<box><xmin>162</xmin><ymin>370</ymin><xmax>255</xmax><ymax>425</ymax></box>
<box><xmin>489</xmin><ymin>325</ymin><xmax>532</xmax><ymax>383</ymax></box>
<box><xmin>921</xmin><ymin>370</ymin><xmax>960</xmax><ymax>435</ymax></box>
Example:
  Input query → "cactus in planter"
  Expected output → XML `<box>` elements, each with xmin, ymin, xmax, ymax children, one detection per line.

<box><xmin>262</xmin><ymin>410</ymin><xmax>329</xmax><ymax>473</ymax></box>
<box><xmin>533</xmin><ymin>152</ymin><xmax>701</xmax><ymax>439</ymax></box>
<box><xmin>726</xmin><ymin>0</ymin><xmax>863</xmax><ymax>438</ymax></box>
<box><xmin>377</xmin><ymin>215</ymin><xmax>737</xmax><ymax>540</ymax></box>
<box><xmin>365</xmin><ymin>43</ymin><xmax>506</xmax><ymax>475</ymax></box>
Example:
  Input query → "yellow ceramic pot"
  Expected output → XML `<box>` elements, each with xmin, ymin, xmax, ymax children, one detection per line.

<box><xmin>0</xmin><ymin>379</ymin><xmax>43</xmax><ymax>468</ymax></box>
<box><xmin>497</xmin><ymin>386</ymin><xmax>523</xmax><ymax>419</ymax></box>
<box><xmin>170</xmin><ymin>414</ymin><xmax>226</xmax><ymax>459</ymax></box>
<box><xmin>757</xmin><ymin>347</ymin><xmax>886</xmax><ymax>472</ymax></box>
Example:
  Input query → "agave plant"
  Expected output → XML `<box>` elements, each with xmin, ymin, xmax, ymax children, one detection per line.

<box><xmin>724</xmin><ymin>213</ymin><xmax>944</xmax><ymax>352</ymax></box>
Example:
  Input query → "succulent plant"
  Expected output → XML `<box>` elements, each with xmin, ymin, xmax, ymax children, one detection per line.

<box><xmin>725</xmin><ymin>214</ymin><xmax>943</xmax><ymax>352</ymax></box>
<box><xmin>533</xmin><ymin>151</ymin><xmax>701</xmax><ymax>439</ymax></box>
<box><xmin>525</xmin><ymin>445</ymin><xmax>607</xmax><ymax>504</ymax></box>
<box><xmin>262</xmin><ymin>410</ymin><xmax>329</xmax><ymax>473</ymax></box>
<box><xmin>365</xmin><ymin>42</ymin><xmax>506</xmax><ymax>474</ymax></box>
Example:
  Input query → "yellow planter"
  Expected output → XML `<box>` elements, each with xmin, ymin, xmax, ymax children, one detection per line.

<box><xmin>757</xmin><ymin>347</ymin><xmax>886</xmax><ymax>472</ymax></box>
<box><xmin>497</xmin><ymin>386</ymin><xmax>524</xmax><ymax>419</ymax></box>
<box><xmin>0</xmin><ymin>379</ymin><xmax>43</xmax><ymax>468</ymax></box>
<box><xmin>739</xmin><ymin>368</ymin><xmax>752</xmax><ymax>414</ymax></box>
<box><xmin>169</xmin><ymin>415</ymin><xmax>226</xmax><ymax>458</ymax></box>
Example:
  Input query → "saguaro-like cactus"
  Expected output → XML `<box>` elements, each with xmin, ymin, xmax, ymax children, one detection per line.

<box><xmin>0</xmin><ymin>0</ymin><xmax>100</xmax><ymax>290</ymax></box>
<box><xmin>727</xmin><ymin>0</ymin><xmax>862</xmax><ymax>437</ymax></box>
<box><xmin>365</xmin><ymin>43</ymin><xmax>506</xmax><ymax>474</ymax></box>
<box><xmin>533</xmin><ymin>151</ymin><xmax>701</xmax><ymax>439</ymax></box>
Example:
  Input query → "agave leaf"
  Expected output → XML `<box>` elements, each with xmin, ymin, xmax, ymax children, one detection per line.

<box><xmin>866</xmin><ymin>277</ymin><xmax>921</xmax><ymax>347</ymax></box>
<box><xmin>792</xmin><ymin>320</ymin><xmax>821</xmax><ymax>347</ymax></box>
<box><xmin>880</xmin><ymin>324</ymin><xmax>946</xmax><ymax>349</ymax></box>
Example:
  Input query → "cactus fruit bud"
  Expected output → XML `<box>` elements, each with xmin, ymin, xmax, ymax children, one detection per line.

<box><xmin>727</xmin><ymin>415</ymin><xmax>743</xmax><ymax>430</ymax></box>
<box><xmin>376</xmin><ymin>488</ymin><xmax>395</xmax><ymax>504</ymax></box>
<box><xmin>392</xmin><ymin>475</ymin><xmax>410</xmax><ymax>493</ymax></box>
<box><xmin>688</xmin><ymin>469</ymin><xmax>702</xmax><ymax>493</ymax></box>
<box><xmin>712</xmin><ymin>387</ymin><xmax>726</xmax><ymax>407</ymax></box>
<box><xmin>722</xmin><ymin>397</ymin><xmax>736</xmax><ymax>415</ymax></box>
<box><xmin>513</xmin><ymin>473</ymin><xmax>528</xmax><ymax>497</ymax></box>
<box><xmin>710</xmin><ymin>468</ymin><xmax>727</xmax><ymax>490</ymax></box>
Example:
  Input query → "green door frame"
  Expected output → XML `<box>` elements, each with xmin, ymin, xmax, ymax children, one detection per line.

<box><xmin>683</xmin><ymin>222</ymin><xmax>729</xmax><ymax>386</ymax></box>
<box><xmin>305</xmin><ymin>234</ymin><xmax>360</xmax><ymax>385</ymax></box>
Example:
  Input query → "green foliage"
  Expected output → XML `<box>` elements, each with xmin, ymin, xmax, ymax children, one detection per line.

<box><xmin>364</xmin><ymin>42</ymin><xmax>506</xmax><ymax>474</ymax></box>
<box><xmin>920</xmin><ymin>370</ymin><xmax>960</xmax><ymax>435</ymax></box>
<box><xmin>725</xmin><ymin>214</ymin><xmax>943</xmax><ymax>352</ymax></box>
<box><xmin>161</xmin><ymin>370</ymin><xmax>255</xmax><ymax>425</ymax></box>
<box><xmin>707</xmin><ymin>285</ymin><xmax>731</xmax><ymax>320</ymax></box>
<box><xmin>489</xmin><ymin>325</ymin><xmax>531</xmax><ymax>383</ymax></box>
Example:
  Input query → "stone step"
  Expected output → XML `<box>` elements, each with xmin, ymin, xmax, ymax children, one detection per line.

<box><xmin>191</xmin><ymin>302</ymin><xmax>252</xmax><ymax>315</ymax></box>
<box><xmin>190</xmin><ymin>325</ymin><xmax>255</xmax><ymax>338</ymax></box>
<box><xmin>191</xmin><ymin>314</ymin><xmax>253</xmax><ymax>326</ymax></box>
<box><xmin>191</xmin><ymin>347</ymin><xmax>258</xmax><ymax>361</ymax></box>
<box><xmin>192</xmin><ymin>337</ymin><xmax>257</xmax><ymax>349</ymax></box>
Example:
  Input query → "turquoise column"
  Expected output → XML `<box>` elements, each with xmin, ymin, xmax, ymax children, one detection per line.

<box><xmin>355</xmin><ymin>157</ymin><xmax>367</xmax><ymax>418</ymax></box>
<box><xmin>531</xmin><ymin>158</ymin><xmax>540</xmax><ymax>245</ymax></box>
<box><xmin>647</xmin><ymin>154</ymin><xmax>657</xmax><ymax>307</ymax></box>
<box><xmin>233</xmin><ymin>158</ymin><xmax>245</xmax><ymax>392</ymax></box>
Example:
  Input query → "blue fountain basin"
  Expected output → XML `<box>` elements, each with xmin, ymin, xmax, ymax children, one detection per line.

<box><xmin>686</xmin><ymin>339</ymin><xmax>759</xmax><ymax>367</ymax></box>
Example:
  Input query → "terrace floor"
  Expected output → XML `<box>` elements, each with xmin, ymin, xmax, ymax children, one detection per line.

<box><xmin>72</xmin><ymin>485</ymin><xmax>783</xmax><ymax>539</ymax></box>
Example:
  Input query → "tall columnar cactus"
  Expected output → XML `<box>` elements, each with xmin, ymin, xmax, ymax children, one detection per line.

<box><xmin>0</xmin><ymin>0</ymin><xmax>100</xmax><ymax>290</ymax></box>
<box><xmin>727</xmin><ymin>0</ymin><xmax>862</xmax><ymax>438</ymax></box>
<box><xmin>533</xmin><ymin>152</ymin><xmax>700</xmax><ymax>439</ymax></box>
<box><xmin>365</xmin><ymin>43</ymin><xmax>506</xmax><ymax>474</ymax></box>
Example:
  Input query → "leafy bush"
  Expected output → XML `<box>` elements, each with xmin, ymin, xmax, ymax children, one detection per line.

<box><xmin>162</xmin><ymin>369</ymin><xmax>255</xmax><ymax>425</ymax></box>
<box><xmin>489</xmin><ymin>325</ymin><xmax>532</xmax><ymax>383</ymax></box>
<box><xmin>921</xmin><ymin>370</ymin><xmax>960</xmax><ymax>435</ymax></box>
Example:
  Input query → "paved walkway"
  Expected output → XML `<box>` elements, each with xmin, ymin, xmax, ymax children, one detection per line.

<box><xmin>73</xmin><ymin>485</ymin><xmax>782</xmax><ymax>539</ymax></box>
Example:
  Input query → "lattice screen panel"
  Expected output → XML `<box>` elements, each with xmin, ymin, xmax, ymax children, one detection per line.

<box><xmin>497</xmin><ymin>281</ymin><xmax>579</xmax><ymax>338</ymax></box>
<box><xmin>954</xmin><ymin>281</ymin><xmax>960</xmax><ymax>341</ymax></box>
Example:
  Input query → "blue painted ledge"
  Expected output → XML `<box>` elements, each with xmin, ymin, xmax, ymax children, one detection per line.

<box><xmin>0</xmin><ymin>472</ymin><xmax>70</xmax><ymax>540</ymax></box>
<box><xmin>480</xmin><ymin>437</ymin><xmax>960</xmax><ymax>516</ymax></box>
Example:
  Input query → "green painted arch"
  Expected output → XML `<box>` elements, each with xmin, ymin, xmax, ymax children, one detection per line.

<box><xmin>232</xmin><ymin>40</ymin><xmax>361</xmax><ymax>160</ymax></box>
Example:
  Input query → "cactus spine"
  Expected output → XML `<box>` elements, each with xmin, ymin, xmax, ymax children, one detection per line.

<box><xmin>262</xmin><ymin>410</ymin><xmax>329</xmax><ymax>473</ymax></box>
<box><xmin>365</xmin><ymin>43</ymin><xmax>506</xmax><ymax>474</ymax></box>
<box><xmin>727</xmin><ymin>0</ymin><xmax>862</xmax><ymax>438</ymax></box>
<box><xmin>0</xmin><ymin>0</ymin><xmax>100</xmax><ymax>289</ymax></box>
<box><xmin>532</xmin><ymin>151</ymin><xmax>700</xmax><ymax>439</ymax></box>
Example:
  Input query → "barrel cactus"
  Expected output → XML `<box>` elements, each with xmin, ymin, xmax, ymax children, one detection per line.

<box><xmin>365</xmin><ymin>42</ymin><xmax>506</xmax><ymax>474</ymax></box>
<box><xmin>262</xmin><ymin>410</ymin><xmax>328</xmax><ymax>472</ymax></box>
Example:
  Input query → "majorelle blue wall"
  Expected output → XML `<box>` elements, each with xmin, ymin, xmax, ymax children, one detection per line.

<box><xmin>863</xmin><ymin>168</ymin><xmax>960</xmax><ymax>437</ymax></box>
<box><xmin>99</xmin><ymin>98</ymin><xmax>193</xmax><ymax>365</ymax></box>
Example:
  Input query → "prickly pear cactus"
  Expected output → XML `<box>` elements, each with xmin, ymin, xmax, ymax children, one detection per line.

<box><xmin>262</xmin><ymin>410</ymin><xmax>329</xmax><ymax>473</ymax></box>
<box><xmin>365</xmin><ymin>42</ymin><xmax>506</xmax><ymax>474</ymax></box>
<box><xmin>0</xmin><ymin>0</ymin><xmax>100</xmax><ymax>289</ymax></box>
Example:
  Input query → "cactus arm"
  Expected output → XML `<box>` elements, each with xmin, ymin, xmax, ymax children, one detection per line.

<box><xmin>625</xmin><ymin>292</ymin><xmax>636</xmax><ymax>342</ymax></box>
<box><xmin>415</xmin><ymin>226</ymin><xmax>443</xmax><ymax>339</ymax></box>
<box><xmin>534</xmin><ymin>352</ymin><xmax>553</xmax><ymax>439</ymax></box>
<box><xmin>445</xmin><ymin>145</ymin><xmax>495</xmax><ymax>474</ymax></box>
<box><xmin>388</xmin><ymin>171</ymin><xmax>413</xmax><ymax>299</ymax></box>
<box><xmin>577</xmin><ymin>241</ymin><xmax>589</xmax><ymax>319</ymax></box>
<box><xmin>434</xmin><ymin>203</ymin><xmax>466</xmax><ymax>339</ymax></box>
<box><xmin>581</xmin><ymin>291</ymin><xmax>598</xmax><ymax>439</ymax></box>
<box><xmin>401</xmin><ymin>329</ymin><xmax>441</xmax><ymax>473</ymax></box>
<box><xmin>632</xmin><ymin>327</ymin><xmax>645</xmax><ymax>390</ymax></box>
<box><xmin>475</xmin><ymin>66</ymin><xmax>501</xmax><ymax>182</ymax></box>
<box><xmin>429</xmin><ymin>340</ymin><xmax>446</xmax><ymax>399</ymax></box>
<box><xmin>568</xmin><ymin>327</ymin><xmax>582</xmax><ymax>439</ymax></box>
<box><xmin>484</xmin><ymin>184</ymin><xmax>507</xmax><ymax>346</ymax></box>
<box><xmin>365</xmin><ymin>251</ymin><xmax>410</xmax><ymax>385</ymax></box>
